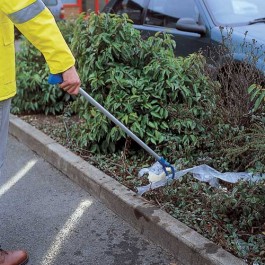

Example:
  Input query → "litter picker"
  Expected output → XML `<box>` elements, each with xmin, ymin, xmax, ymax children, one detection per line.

<box><xmin>48</xmin><ymin>74</ymin><xmax>175</xmax><ymax>179</ymax></box>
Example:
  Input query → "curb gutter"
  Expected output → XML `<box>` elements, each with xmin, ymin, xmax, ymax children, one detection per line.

<box><xmin>9</xmin><ymin>114</ymin><xmax>247</xmax><ymax>265</ymax></box>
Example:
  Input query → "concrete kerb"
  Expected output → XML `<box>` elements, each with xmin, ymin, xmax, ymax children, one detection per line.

<box><xmin>9</xmin><ymin>114</ymin><xmax>247</xmax><ymax>265</ymax></box>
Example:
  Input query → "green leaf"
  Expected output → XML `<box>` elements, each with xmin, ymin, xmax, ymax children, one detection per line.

<box><xmin>253</xmin><ymin>90</ymin><xmax>265</xmax><ymax>111</ymax></box>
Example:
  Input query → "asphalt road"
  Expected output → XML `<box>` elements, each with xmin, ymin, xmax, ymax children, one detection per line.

<box><xmin>0</xmin><ymin>135</ymin><xmax>178</xmax><ymax>265</ymax></box>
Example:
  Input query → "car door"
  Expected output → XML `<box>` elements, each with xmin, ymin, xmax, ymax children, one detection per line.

<box><xmin>103</xmin><ymin>0</ymin><xmax>214</xmax><ymax>57</ymax></box>
<box><xmin>139</xmin><ymin>0</ymin><xmax>213</xmax><ymax>57</ymax></box>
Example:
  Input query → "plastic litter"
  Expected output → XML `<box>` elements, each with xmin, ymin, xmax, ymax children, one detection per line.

<box><xmin>137</xmin><ymin>162</ymin><xmax>265</xmax><ymax>195</ymax></box>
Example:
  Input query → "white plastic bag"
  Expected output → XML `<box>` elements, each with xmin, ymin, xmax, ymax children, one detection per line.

<box><xmin>137</xmin><ymin>162</ymin><xmax>265</xmax><ymax>195</ymax></box>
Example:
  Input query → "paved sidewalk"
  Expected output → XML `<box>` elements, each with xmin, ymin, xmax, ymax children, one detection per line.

<box><xmin>0</xmin><ymin>135</ymin><xmax>177</xmax><ymax>265</ymax></box>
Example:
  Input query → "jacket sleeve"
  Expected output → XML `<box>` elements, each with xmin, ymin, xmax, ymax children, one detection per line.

<box><xmin>0</xmin><ymin>0</ymin><xmax>75</xmax><ymax>74</ymax></box>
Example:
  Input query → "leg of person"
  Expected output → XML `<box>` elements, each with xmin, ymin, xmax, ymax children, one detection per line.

<box><xmin>0</xmin><ymin>98</ymin><xmax>29</xmax><ymax>265</ymax></box>
<box><xmin>0</xmin><ymin>98</ymin><xmax>11</xmax><ymax>173</ymax></box>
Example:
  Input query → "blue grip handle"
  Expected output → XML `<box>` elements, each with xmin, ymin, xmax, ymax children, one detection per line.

<box><xmin>48</xmin><ymin>74</ymin><xmax>63</xmax><ymax>85</ymax></box>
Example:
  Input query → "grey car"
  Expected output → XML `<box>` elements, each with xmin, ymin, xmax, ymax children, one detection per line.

<box><xmin>103</xmin><ymin>0</ymin><xmax>265</xmax><ymax>76</ymax></box>
<box><xmin>43</xmin><ymin>0</ymin><xmax>65</xmax><ymax>21</ymax></box>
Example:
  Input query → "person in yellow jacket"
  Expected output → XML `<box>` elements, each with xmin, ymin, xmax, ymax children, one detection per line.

<box><xmin>0</xmin><ymin>0</ymin><xmax>80</xmax><ymax>264</ymax></box>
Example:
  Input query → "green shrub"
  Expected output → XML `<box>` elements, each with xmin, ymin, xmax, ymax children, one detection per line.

<box><xmin>69</xmin><ymin>13</ymin><xmax>218</xmax><ymax>159</ymax></box>
<box><xmin>203</xmin><ymin>28</ymin><xmax>265</xmax><ymax>172</ymax></box>
<box><xmin>213</xmin><ymin>84</ymin><xmax>265</xmax><ymax>172</ymax></box>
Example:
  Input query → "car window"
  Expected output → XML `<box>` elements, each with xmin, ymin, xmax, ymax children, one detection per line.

<box><xmin>112</xmin><ymin>0</ymin><xmax>145</xmax><ymax>24</ymax></box>
<box><xmin>42</xmin><ymin>0</ymin><xmax>58</xmax><ymax>6</ymax></box>
<box><xmin>145</xmin><ymin>0</ymin><xmax>199</xmax><ymax>28</ymax></box>
<box><xmin>204</xmin><ymin>0</ymin><xmax>265</xmax><ymax>25</ymax></box>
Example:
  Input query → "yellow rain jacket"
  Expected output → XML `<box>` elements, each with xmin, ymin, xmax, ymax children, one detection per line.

<box><xmin>0</xmin><ymin>0</ymin><xmax>75</xmax><ymax>101</ymax></box>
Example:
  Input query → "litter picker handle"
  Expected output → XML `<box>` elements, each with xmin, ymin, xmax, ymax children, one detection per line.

<box><xmin>48</xmin><ymin>74</ymin><xmax>174</xmax><ymax>175</ymax></box>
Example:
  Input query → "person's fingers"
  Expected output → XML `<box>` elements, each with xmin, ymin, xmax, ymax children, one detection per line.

<box><xmin>59</xmin><ymin>80</ymin><xmax>80</xmax><ymax>95</ymax></box>
<box><xmin>59</xmin><ymin>66</ymin><xmax>81</xmax><ymax>95</ymax></box>
<box><xmin>66</xmin><ymin>84</ymin><xmax>79</xmax><ymax>95</ymax></box>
